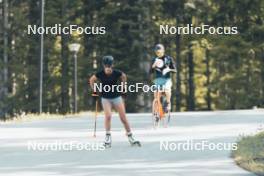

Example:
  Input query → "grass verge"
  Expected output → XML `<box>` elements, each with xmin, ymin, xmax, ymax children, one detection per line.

<box><xmin>0</xmin><ymin>111</ymin><xmax>98</xmax><ymax>124</ymax></box>
<box><xmin>232</xmin><ymin>131</ymin><xmax>264</xmax><ymax>176</ymax></box>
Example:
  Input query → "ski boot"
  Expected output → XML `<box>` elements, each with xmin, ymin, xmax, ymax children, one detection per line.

<box><xmin>104</xmin><ymin>132</ymin><xmax>112</xmax><ymax>148</ymax></box>
<box><xmin>127</xmin><ymin>133</ymin><xmax>141</xmax><ymax>147</ymax></box>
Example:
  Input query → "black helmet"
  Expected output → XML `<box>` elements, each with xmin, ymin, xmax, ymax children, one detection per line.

<box><xmin>102</xmin><ymin>55</ymin><xmax>114</xmax><ymax>66</ymax></box>
<box><xmin>154</xmin><ymin>44</ymin><xmax>165</xmax><ymax>51</ymax></box>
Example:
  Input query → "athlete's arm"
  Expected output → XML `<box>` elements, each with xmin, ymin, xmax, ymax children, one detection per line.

<box><xmin>149</xmin><ymin>58</ymin><xmax>157</xmax><ymax>74</ymax></box>
<box><xmin>89</xmin><ymin>75</ymin><xmax>98</xmax><ymax>92</ymax></box>
<box><xmin>169</xmin><ymin>57</ymin><xmax>177</xmax><ymax>72</ymax></box>
<box><xmin>120</xmin><ymin>72</ymin><xmax>127</xmax><ymax>93</ymax></box>
<box><xmin>152</xmin><ymin>59</ymin><xmax>159</xmax><ymax>69</ymax></box>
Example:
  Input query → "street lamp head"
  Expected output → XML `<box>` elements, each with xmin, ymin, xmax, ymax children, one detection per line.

<box><xmin>93</xmin><ymin>59</ymin><xmax>97</xmax><ymax>69</ymax></box>
<box><xmin>69</xmin><ymin>43</ymin><xmax>81</xmax><ymax>53</ymax></box>
<box><xmin>184</xmin><ymin>2</ymin><xmax>196</xmax><ymax>10</ymax></box>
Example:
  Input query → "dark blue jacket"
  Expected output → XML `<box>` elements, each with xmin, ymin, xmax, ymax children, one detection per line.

<box><xmin>150</xmin><ymin>55</ymin><xmax>176</xmax><ymax>79</ymax></box>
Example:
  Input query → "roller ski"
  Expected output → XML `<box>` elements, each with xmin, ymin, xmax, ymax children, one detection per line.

<box><xmin>103</xmin><ymin>132</ymin><xmax>112</xmax><ymax>148</ymax></box>
<box><xmin>127</xmin><ymin>133</ymin><xmax>141</xmax><ymax>147</ymax></box>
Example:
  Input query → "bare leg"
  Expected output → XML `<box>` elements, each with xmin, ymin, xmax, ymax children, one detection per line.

<box><xmin>165</xmin><ymin>89</ymin><xmax>171</xmax><ymax>110</ymax></box>
<box><xmin>153</xmin><ymin>91</ymin><xmax>161</xmax><ymax>113</ymax></box>
<box><xmin>165</xmin><ymin>90</ymin><xmax>171</xmax><ymax>103</ymax></box>
<box><xmin>113</xmin><ymin>101</ymin><xmax>131</xmax><ymax>133</ymax></box>
<box><xmin>102</xmin><ymin>100</ymin><xmax>112</xmax><ymax>132</ymax></box>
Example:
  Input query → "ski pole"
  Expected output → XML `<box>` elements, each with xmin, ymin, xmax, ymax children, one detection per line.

<box><xmin>93</xmin><ymin>98</ymin><xmax>98</xmax><ymax>137</ymax></box>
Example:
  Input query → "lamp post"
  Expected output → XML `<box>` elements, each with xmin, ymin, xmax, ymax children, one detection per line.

<box><xmin>69</xmin><ymin>43</ymin><xmax>80</xmax><ymax>113</ymax></box>
<box><xmin>39</xmin><ymin>0</ymin><xmax>45</xmax><ymax>114</ymax></box>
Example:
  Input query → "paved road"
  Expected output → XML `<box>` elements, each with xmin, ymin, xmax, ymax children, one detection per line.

<box><xmin>0</xmin><ymin>110</ymin><xmax>263</xmax><ymax>176</ymax></box>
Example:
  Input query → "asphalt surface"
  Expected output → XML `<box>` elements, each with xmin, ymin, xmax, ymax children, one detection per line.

<box><xmin>1</xmin><ymin>110</ymin><xmax>263</xmax><ymax>176</ymax></box>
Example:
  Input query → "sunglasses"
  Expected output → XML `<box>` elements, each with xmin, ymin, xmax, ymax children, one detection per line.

<box><xmin>104</xmin><ymin>65</ymin><xmax>113</xmax><ymax>68</ymax></box>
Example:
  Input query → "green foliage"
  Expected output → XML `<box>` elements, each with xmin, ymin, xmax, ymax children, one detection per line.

<box><xmin>0</xmin><ymin>0</ymin><xmax>264</xmax><ymax>119</ymax></box>
<box><xmin>233</xmin><ymin>131</ymin><xmax>264</xmax><ymax>175</ymax></box>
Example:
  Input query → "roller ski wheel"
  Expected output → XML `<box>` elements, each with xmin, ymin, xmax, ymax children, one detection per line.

<box><xmin>130</xmin><ymin>141</ymin><xmax>141</xmax><ymax>147</ymax></box>
<box><xmin>127</xmin><ymin>133</ymin><xmax>141</xmax><ymax>147</ymax></box>
<box><xmin>103</xmin><ymin>133</ymin><xmax>112</xmax><ymax>148</ymax></box>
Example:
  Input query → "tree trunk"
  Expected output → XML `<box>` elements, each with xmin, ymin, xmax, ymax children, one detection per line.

<box><xmin>26</xmin><ymin>1</ymin><xmax>40</xmax><ymax>113</ymax></box>
<box><xmin>175</xmin><ymin>32</ymin><xmax>181</xmax><ymax>111</ymax></box>
<box><xmin>187</xmin><ymin>43</ymin><xmax>195</xmax><ymax>111</ymax></box>
<box><xmin>3</xmin><ymin>0</ymin><xmax>8</xmax><ymax>96</ymax></box>
<box><xmin>205</xmin><ymin>49</ymin><xmax>211</xmax><ymax>110</ymax></box>
<box><xmin>83</xmin><ymin>0</ymin><xmax>94</xmax><ymax>110</ymax></box>
<box><xmin>0</xmin><ymin>0</ymin><xmax>8</xmax><ymax>119</ymax></box>
<box><xmin>261</xmin><ymin>48</ymin><xmax>264</xmax><ymax>107</ymax></box>
<box><xmin>60</xmin><ymin>2</ymin><xmax>70</xmax><ymax>114</ymax></box>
